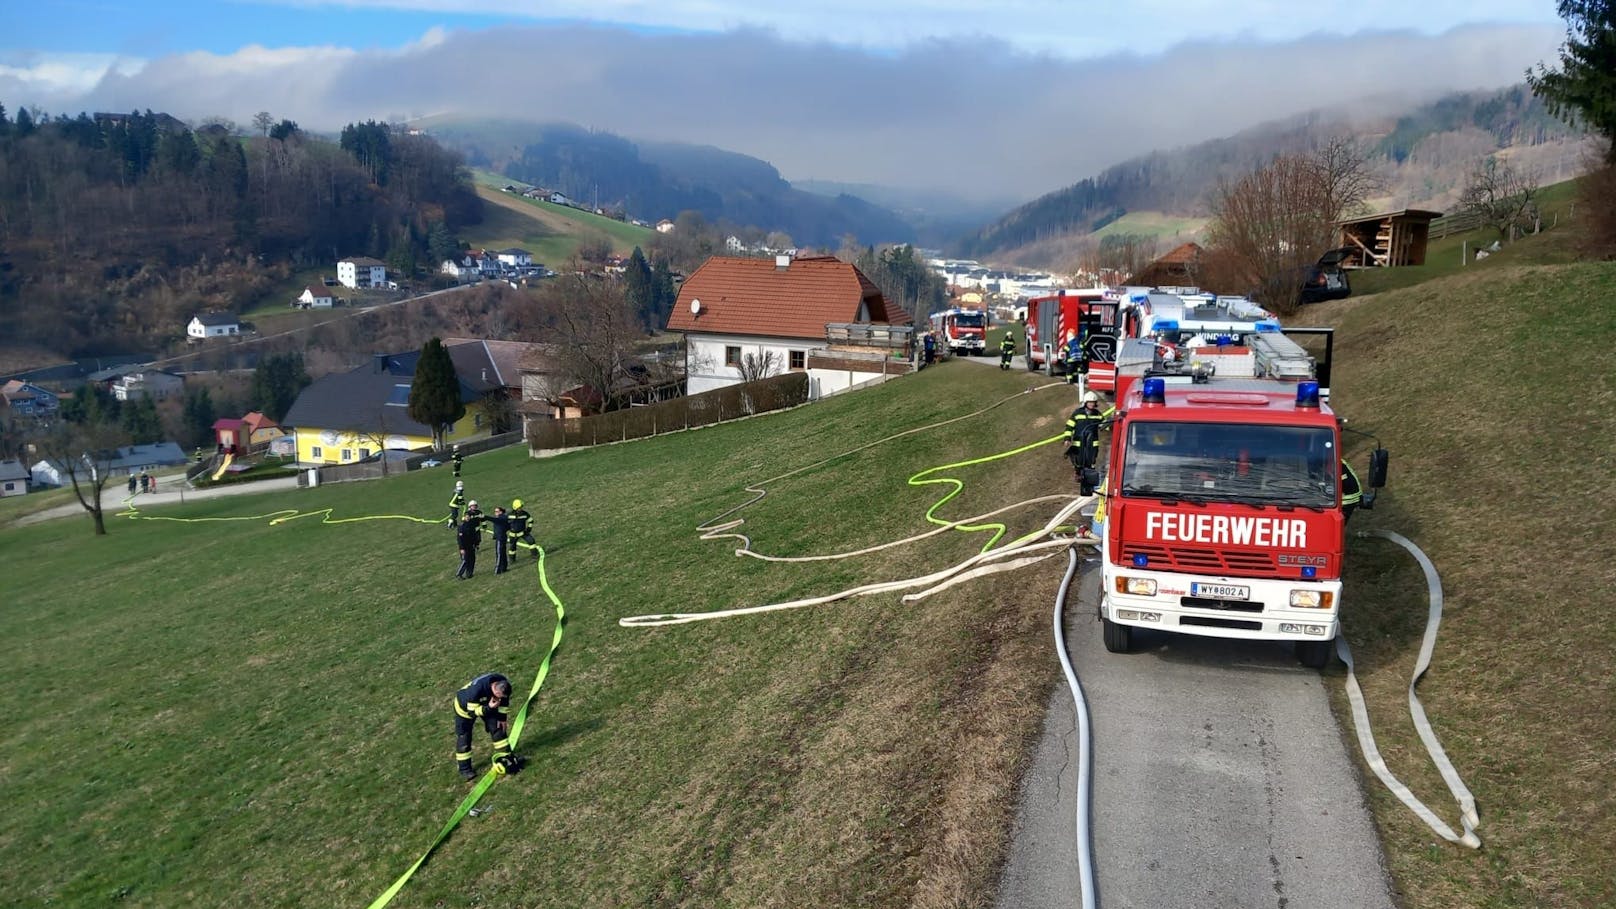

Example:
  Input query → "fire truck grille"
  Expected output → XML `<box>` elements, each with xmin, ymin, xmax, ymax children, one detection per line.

<box><xmin>1124</xmin><ymin>544</ymin><xmax>1278</xmax><ymax>576</ymax></box>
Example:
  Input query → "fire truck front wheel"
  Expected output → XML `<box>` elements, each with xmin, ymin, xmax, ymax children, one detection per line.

<box><xmin>1102</xmin><ymin>616</ymin><xmax>1133</xmax><ymax>653</ymax></box>
<box><xmin>1295</xmin><ymin>639</ymin><xmax>1335</xmax><ymax>669</ymax></box>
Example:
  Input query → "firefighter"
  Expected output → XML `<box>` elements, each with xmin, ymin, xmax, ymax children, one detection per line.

<box><xmin>451</xmin><ymin>444</ymin><xmax>464</xmax><ymax>478</ymax></box>
<box><xmin>453</xmin><ymin>672</ymin><xmax>514</xmax><ymax>781</ymax></box>
<box><xmin>486</xmin><ymin>505</ymin><xmax>511</xmax><ymax>574</ymax></box>
<box><xmin>922</xmin><ymin>332</ymin><xmax>936</xmax><ymax>366</ymax></box>
<box><xmin>507</xmin><ymin>498</ymin><xmax>535</xmax><ymax>560</ymax></box>
<box><xmin>447</xmin><ymin>480</ymin><xmax>465</xmax><ymax>528</ymax></box>
<box><xmin>455</xmin><ymin>507</ymin><xmax>483</xmax><ymax>579</ymax></box>
<box><xmin>1064</xmin><ymin>391</ymin><xmax>1115</xmax><ymax>495</ymax></box>
<box><xmin>999</xmin><ymin>331</ymin><xmax>1016</xmax><ymax>369</ymax></box>
<box><xmin>1341</xmin><ymin>460</ymin><xmax>1363</xmax><ymax>522</ymax></box>
<box><xmin>1064</xmin><ymin>335</ymin><xmax>1086</xmax><ymax>384</ymax></box>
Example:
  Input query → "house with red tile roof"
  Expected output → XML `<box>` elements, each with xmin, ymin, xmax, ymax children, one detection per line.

<box><xmin>666</xmin><ymin>255</ymin><xmax>912</xmax><ymax>396</ymax></box>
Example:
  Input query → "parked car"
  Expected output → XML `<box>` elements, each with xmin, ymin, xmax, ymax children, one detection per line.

<box><xmin>1300</xmin><ymin>247</ymin><xmax>1352</xmax><ymax>304</ymax></box>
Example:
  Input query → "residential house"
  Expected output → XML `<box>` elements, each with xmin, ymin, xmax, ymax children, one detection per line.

<box><xmin>281</xmin><ymin>370</ymin><xmax>480</xmax><ymax>466</ymax></box>
<box><xmin>496</xmin><ymin>248</ymin><xmax>533</xmax><ymax>268</ymax></box>
<box><xmin>1129</xmin><ymin>242</ymin><xmax>1204</xmax><ymax>288</ymax></box>
<box><xmin>188</xmin><ymin>312</ymin><xmax>241</xmax><ymax>339</ymax></box>
<box><xmin>547</xmin><ymin>191</ymin><xmax>571</xmax><ymax>206</ymax></box>
<box><xmin>666</xmin><ymin>255</ymin><xmax>913</xmax><ymax>398</ymax></box>
<box><xmin>296</xmin><ymin>285</ymin><xmax>335</xmax><ymax>308</ymax></box>
<box><xmin>725</xmin><ymin>235</ymin><xmax>747</xmax><ymax>254</ymax></box>
<box><xmin>111</xmin><ymin>370</ymin><xmax>183</xmax><ymax>401</ymax></box>
<box><xmin>337</xmin><ymin>256</ymin><xmax>387</xmax><ymax>289</ymax></box>
<box><xmin>0</xmin><ymin>459</ymin><xmax>28</xmax><ymax>497</ymax></box>
<box><xmin>0</xmin><ymin>379</ymin><xmax>60</xmax><ymax>417</ymax></box>
<box><xmin>30</xmin><ymin>442</ymin><xmax>188</xmax><ymax>486</ymax></box>
<box><xmin>655</xmin><ymin>219</ymin><xmax>675</xmax><ymax>233</ymax></box>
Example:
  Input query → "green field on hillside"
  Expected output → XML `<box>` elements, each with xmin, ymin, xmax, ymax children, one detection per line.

<box><xmin>465</xmin><ymin>172</ymin><xmax>653</xmax><ymax>262</ymax></box>
<box><xmin>1309</xmin><ymin>259</ymin><xmax>1616</xmax><ymax>909</ymax></box>
<box><xmin>1090</xmin><ymin>210</ymin><xmax>1208</xmax><ymax>243</ymax></box>
<box><xmin>0</xmin><ymin>363</ymin><xmax>1077</xmax><ymax>908</ymax></box>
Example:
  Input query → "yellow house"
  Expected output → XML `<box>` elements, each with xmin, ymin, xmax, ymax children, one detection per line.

<box><xmin>283</xmin><ymin>370</ymin><xmax>484</xmax><ymax>466</ymax></box>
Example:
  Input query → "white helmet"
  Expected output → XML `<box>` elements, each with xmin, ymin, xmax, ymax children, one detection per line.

<box><xmin>455</xmin><ymin>480</ymin><xmax>464</xmax><ymax>489</ymax></box>
<box><xmin>1083</xmin><ymin>391</ymin><xmax>1101</xmax><ymax>404</ymax></box>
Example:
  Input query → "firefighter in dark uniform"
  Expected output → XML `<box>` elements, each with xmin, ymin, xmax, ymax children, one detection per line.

<box><xmin>451</xmin><ymin>444</ymin><xmax>464</xmax><ymax>478</ymax></box>
<box><xmin>447</xmin><ymin>480</ymin><xmax>465</xmax><ymax>528</ymax></box>
<box><xmin>507</xmin><ymin>499</ymin><xmax>535</xmax><ymax>560</ymax></box>
<box><xmin>453</xmin><ymin>672</ymin><xmax>513</xmax><ymax>781</ymax></box>
<box><xmin>485</xmin><ymin>505</ymin><xmax>511</xmax><ymax>574</ymax></box>
<box><xmin>999</xmin><ymin>331</ymin><xmax>1016</xmax><ymax>369</ymax></box>
<box><xmin>455</xmin><ymin>504</ymin><xmax>482</xmax><ymax>579</ymax></box>
<box><xmin>1341</xmin><ymin>460</ymin><xmax>1363</xmax><ymax>522</ymax></box>
<box><xmin>1064</xmin><ymin>391</ymin><xmax>1115</xmax><ymax>495</ymax></box>
<box><xmin>1065</xmin><ymin>335</ymin><xmax>1086</xmax><ymax>384</ymax></box>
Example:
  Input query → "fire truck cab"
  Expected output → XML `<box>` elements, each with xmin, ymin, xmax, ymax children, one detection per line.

<box><xmin>1024</xmin><ymin>289</ymin><xmax>1121</xmax><ymax>388</ymax></box>
<box><xmin>929</xmin><ymin>307</ymin><xmax>988</xmax><ymax>356</ymax></box>
<box><xmin>1094</xmin><ymin>330</ymin><xmax>1386</xmax><ymax>667</ymax></box>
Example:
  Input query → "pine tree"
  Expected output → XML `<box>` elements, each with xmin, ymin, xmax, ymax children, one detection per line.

<box><xmin>623</xmin><ymin>246</ymin><xmax>655</xmax><ymax>328</ymax></box>
<box><xmin>1529</xmin><ymin>0</ymin><xmax>1616</xmax><ymax>162</ymax></box>
<box><xmin>408</xmin><ymin>338</ymin><xmax>465</xmax><ymax>450</ymax></box>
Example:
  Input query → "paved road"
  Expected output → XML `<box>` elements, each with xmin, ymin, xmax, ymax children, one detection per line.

<box><xmin>995</xmin><ymin>558</ymin><xmax>1395</xmax><ymax>909</ymax></box>
<box><xmin>17</xmin><ymin>473</ymin><xmax>300</xmax><ymax>527</ymax></box>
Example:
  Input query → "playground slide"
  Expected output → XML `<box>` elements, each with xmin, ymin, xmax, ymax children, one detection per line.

<box><xmin>211</xmin><ymin>452</ymin><xmax>234</xmax><ymax>481</ymax></box>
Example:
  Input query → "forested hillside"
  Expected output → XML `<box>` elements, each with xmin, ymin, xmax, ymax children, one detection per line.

<box><xmin>427</xmin><ymin>119</ymin><xmax>916</xmax><ymax>248</ymax></box>
<box><xmin>959</xmin><ymin>85</ymin><xmax>1587</xmax><ymax>263</ymax></box>
<box><xmin>0</xmin><ymin>107</ymin><xmax>482</xmax><ymax>356</ymax></box>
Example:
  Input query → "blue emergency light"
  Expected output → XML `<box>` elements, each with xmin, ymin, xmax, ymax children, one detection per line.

<box><xmin>1302</xmin><ymin>566</ymin><xmax>1317</xmax><ymax>579</ymax></box>
<box><xmin>1154</xmin><ymin>319</ymin><xmax>1179</xmax><ymax>332</ymax></box>
<box><xmin>1214</xmin><ymin>334</ymin><xmax>1234</xmax><ymax>346</ymax></box>
<box><xmin>1132</xmin><ymin>553</ymin><xmax>1150</xmax><ymax>567</ymax></box>
<box><xmin>1255</xmin><ymin>319</ymin><xmax>1280</xmax><ymax>332</ymax></box>
<box><xmin>1141</xmin><ymin>377</ymin><xmax>1166</xmax><ymax>404</ymax></box>
<box><xmin>1295</xmin><ymin>380</ymin><xmax>1320</xmax><ymax>408</ymax></box>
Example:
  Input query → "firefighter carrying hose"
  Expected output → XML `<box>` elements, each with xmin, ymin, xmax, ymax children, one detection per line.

<box><xmin>447</xmin><ymin>480</ymin><xmax>465</xmax><ymax>529</ymax></box>
<box><xmin>453</xmin><ymin>672</ymin><xmax>514</xmax><ymax>781</ymax></box>
<box><xmin>1064</xmin><ymin>391</ymin><xmax>1115</xmax><ymax>495</ymax></box>
<box><xmin>999</xmin><ymin>331</ymin><xmax>1016</xmax><ymax>369</ymax></box>
<box><xmin>507</xmin><ymin>499</ymin><xmax>535</xmax><ymax>560</ymax></box>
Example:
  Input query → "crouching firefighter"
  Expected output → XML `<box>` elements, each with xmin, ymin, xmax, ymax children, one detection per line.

<box><xmin>454</xmin><ymin>672</ymin><xmax>517</xmax><ymax>781</ymax></box>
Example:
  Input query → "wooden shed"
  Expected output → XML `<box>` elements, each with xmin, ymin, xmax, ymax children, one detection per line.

<box><xmin>1335</xmin><ymin>209</ymin><xmax>1442</xmax><ymax>268</ymax></box>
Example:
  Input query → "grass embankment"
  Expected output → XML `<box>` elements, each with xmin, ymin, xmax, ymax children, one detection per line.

<box><xmin>1310</xmin><ymin>260</ymin><xmax>1616</xmax><ymax>909</ymax></box>
<box><xmin>0</xmin><ymin>362</ymin><xmax>1076</xmax><ymax>908</ymax></box>
<box><xmin>468</xmin><ymin>183</ymin><xmax>652</xmax><ymax>264</ymax></box>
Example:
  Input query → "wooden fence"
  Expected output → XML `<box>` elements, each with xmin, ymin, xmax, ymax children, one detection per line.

<box><xmin>527</xmin><ymin>373</ymin><xmax>810</xmax><ymax>452</ymax></box>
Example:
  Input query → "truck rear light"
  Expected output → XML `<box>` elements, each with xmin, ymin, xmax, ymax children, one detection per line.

<box><xmin>1289</xmin><ymin>590</ymin><xmax>1334</xmax><ymax>609</ymax></box>
<box><xmin>1115</xmin><ymin>576</ymin><xmax>1157</xmax><ymax>596</ymax></box>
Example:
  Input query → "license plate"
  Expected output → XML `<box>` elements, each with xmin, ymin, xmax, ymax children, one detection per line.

<box><xmin>1192</xmin><ymin>582</ymin><xmax>1250</xmax><ymax>600</ymax></box>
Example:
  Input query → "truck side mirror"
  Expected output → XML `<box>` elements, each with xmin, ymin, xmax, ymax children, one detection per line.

<box><xmin>1367</xmin><ymin>448</ymin><xmax>1389</xmax><ymax>489</ymax></box>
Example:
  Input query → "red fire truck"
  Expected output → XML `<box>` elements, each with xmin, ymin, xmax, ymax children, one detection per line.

<box><xmin>1091</xmin><ymin>330</ymin><xmax>1387</xmax><ymax>667</ymax></box>
<box><xmin>1023</xmin><ymin>289</ymin><xmax>1121</xmax><ymax>389</ymax></box>
<box><xmin>929</xmin><ymin>307</ymin><xmax>988</xmax><ymax>356</ymax></box>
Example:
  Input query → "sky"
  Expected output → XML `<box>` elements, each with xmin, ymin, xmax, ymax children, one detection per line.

<box><xmin>0</xmin><ymin>1</ymin><xmax>1570</xmax><ymax>202</ymax></box>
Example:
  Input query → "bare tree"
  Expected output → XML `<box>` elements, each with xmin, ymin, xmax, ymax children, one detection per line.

<box><xmin>251</xmin><ymin>111</ymin><xmax>275</xmax><ymax>137</ymax></box>
<box><xmin>1459</xmin><ymin>158</ymin><xmax>1541</xmax><ymax>242</ymax></box>
<box><xmin>737</xmin><ymin>349</ymin><xmax>782</xmax><ymax>383</ymax></box>
<box><xmin>1206</xmin><ymin>150</ymin><xmax>1352</xmax><ymax>314</ymax></box>
<box><xmin>539</xmin><ymin>265</ymin><xmax>643</xmax><ymax>413</ymax></box>
<box><xmin>37</xmin><ymin>422</ymin><xmax>130</xmax><ymax>536</ymax></box>
<box><xmin>1313</xmin><ymin>135</ymin><xmax>1383</xmax><ymax>222</ymax></box>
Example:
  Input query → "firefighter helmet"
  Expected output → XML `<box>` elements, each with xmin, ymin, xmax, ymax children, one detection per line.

<box><xmin>455</xmin><ymin>480</ymin><xmax>464</xmax><ymax>489</ymax></box>
<box><xmin>468</xmin><ymin>500</ymin><xmax>478</xmax><ymax>509</ymax></box>
<box><xmin>512</xmin><ymin>498</ymin><xmax>524</xmax><ymax>510</ymax></box>
<box><xmin>1083</xmin><ymin>391</ymin><xmax>1101</xmax><ymax>404</ymax></box>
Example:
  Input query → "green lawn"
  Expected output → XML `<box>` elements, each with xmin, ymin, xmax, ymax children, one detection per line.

<box><xmin>1090</xmin><ymin>210</ymin><xmax>1209</xmax><ymax>243</ymax></box>
<box><xmin>467</xmin><ymin>177</ymin><xmax>654</xmax><ymax>264</ymax></box>
<box><xmin>0</xmin><ymin>362</ymin><xmax>1073</xmax><ymax>908</ymax></box>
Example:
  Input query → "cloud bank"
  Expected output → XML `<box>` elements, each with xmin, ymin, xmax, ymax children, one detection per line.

<box><xmin>8</xmin><ymin>21</ymin><xmax>1565</xmax><ymax>201</ymax></box>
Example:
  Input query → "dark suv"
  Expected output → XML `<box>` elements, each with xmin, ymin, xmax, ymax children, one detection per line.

<box><xmin>1300</xmin><ymin>247</ymin><xmax>1352</xmax><ymax>304</ymax></box>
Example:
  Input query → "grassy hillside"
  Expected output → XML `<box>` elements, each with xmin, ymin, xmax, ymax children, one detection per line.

<box><xmin>0</xmin><ymin>363</ymin><xmax>1076</xmax><ymax>908</ymax></box>
<box><xmin>1308</xmin><ymin>259</ymin><xmax>1616</xmax><ymax>909</ymax></box>
<box><xmin>467</xmin><ymin>172</ymin><xmax>653</xmax><ymax>264</ymax></box>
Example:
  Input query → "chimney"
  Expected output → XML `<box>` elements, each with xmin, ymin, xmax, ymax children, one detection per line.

<box><xmin>775</xmin><ymin>254</ymin><xmax>791</xmax><ymax>270</ymax></box>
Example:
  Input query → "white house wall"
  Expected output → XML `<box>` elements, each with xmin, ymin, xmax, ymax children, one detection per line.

<box><xmin>685</xmin><ymin>333</ymin><xmax>816</xmax><ymax>396</ymax></box>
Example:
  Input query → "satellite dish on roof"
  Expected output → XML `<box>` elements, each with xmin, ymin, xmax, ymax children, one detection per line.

<box><xmin>690</xmin><ymin>299</ymin><xmax>702</xmax><ymax>315</ymax></box>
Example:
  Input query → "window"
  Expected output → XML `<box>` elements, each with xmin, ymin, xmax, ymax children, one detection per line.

<box><xmin>790</xmin><ymin>350</ymin><xmax>806</xmax><ymax>370</ymax></box>
<box><xmin>311</xmin><ymin>446</ymin><xmax>323</xmax><ymax>460</ymax></box>
<box><xmin>360</xmin><ymin>448</ymin><xmax>372</xmax><ymax>460</ymax></box>
<box><xmin>725</xmin><ymin>345</ymin><xmax>741</xmax><ymax>367</ymax></box>
<box><xmin>341</xmin><ymin>449</ymin><xmax>353</xmax><ymax>462</ymax></box>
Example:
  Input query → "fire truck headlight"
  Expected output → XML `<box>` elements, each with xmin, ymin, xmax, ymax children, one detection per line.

<box><xmin>1289</xmin><ymin>590</ymin><xmax>1334</xmax><ymax>609</ymax></box>
<box><xmin>1115</xmin><ymin>576</ymin><xmax>1157</xmax><ymax>596</ymax></box>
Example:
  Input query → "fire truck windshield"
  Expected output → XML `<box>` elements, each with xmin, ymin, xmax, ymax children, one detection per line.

<box><xmin>953</xmin><ymin>312</ymin><xmax>985</xmax><ymax>328</ymax></box>
<box><xmin>1120</xmin><ymin>422</ymin><xmax>1338</xmax><ymax>508</ymax></box>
